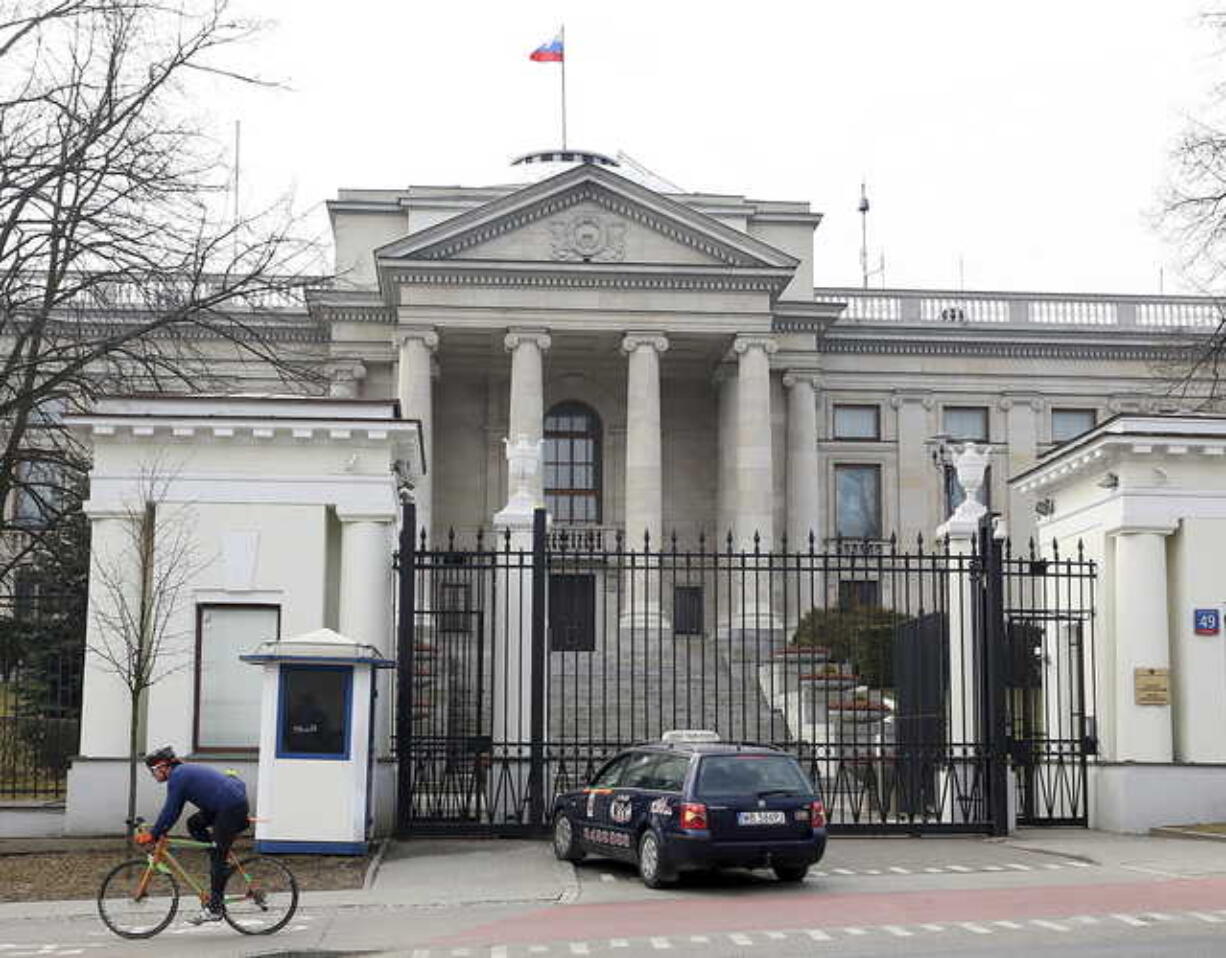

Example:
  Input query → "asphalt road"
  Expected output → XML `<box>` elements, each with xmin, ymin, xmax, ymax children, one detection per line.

<box><xmin>4</xmin><ymin>833</ymin><xmax>1226</xmax><ymax>957</ymax></box>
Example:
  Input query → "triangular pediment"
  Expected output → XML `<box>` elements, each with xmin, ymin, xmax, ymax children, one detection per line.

<box><xmin>375</xmin><ymin>165</ymin><xmax>798</xmax><ymax>271</ymax></box>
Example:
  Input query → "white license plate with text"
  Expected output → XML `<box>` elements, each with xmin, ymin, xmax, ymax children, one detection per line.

<box><xmin>737</xmin><ymin>811</ymin><xmax>786</xmax><ymax>825</ymax></box>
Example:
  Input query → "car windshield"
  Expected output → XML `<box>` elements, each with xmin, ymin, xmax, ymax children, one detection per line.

<box><xmin>695</xmin><ymin>754</ymin><xmax>814</xmax><ymax>797</ymax></box>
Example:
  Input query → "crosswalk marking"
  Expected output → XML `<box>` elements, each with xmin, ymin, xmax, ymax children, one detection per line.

<box><xmin>728</xmin><ymin>933</ymin><xmax>753</xmax><ymax>946</ymax></box>
<box><xmin>920</xmin><ymin>923</ymin><xmax>945</xmax><ymax>932</ymax></box>
<box><xmin>805</xmin><ymin>929</ymin><xmax>833</xmax><ymax>941</ymax></box>
<box><xmin>924</xmin><ymin>867</ymin><xmax>945</xmax><ymax>873</ymax></box>
<box><xmin>1066</xmin><ymin>861</ymin><xmax>1091</xmax><ymax>868</ymax></box>
<box><xmin>889</xmin><ymin>866</ymin><xmax>910</xmax><ymax>874</ymax></box>
<box><xmin>688</xmin><ymin>936</ymin><xmax>709</xmax><ymax>943</ymax></box>
<box><xmin>1191</xmin><ymin>912</ymin><xmax>1225</xmax><ymax>924</ymax></box>
<box><xmin>609</xmin><ymin>942</ymin><xmax>628</xmax><ymax>950</ymax></box>
<box><xmin>1005</xmin><ymin>863</ymin><xmax>1031</xmax><ymax>871</ymax></box>
<box><xmin>649</xmin><ymin>937</ymin><xmax>671</xmax><ymax>949</ymax></box>
<box><xmin>600</xmin><ymin>873</ymin><xmax>615</xmax><ymax>883</ymax></box>
<box><xmin>842</xmin><ymin>927</ymin><xmax>868</xmax><ymax>936</ymax></box>
<box><xmin>832</xmin><ymin>868</ymin><xmax>854</xmax><ymax>875</ymax></box>
<box><xmin>1070</xmin><ymin>915</ymin><xmax>1100</xmax><ymax>925</ymax></box>
<box><xmin>883</xmin><ymin>925</ymin><xmax>913</xmax><ymax>937</ymax></box>
<box><xmin>489</xmin><ymin>948</ymin><xmax>508</xmax><ymax>958</ymax></box>
<box><xmin>1111</xmin><ymin>914</ymin><xmax>1148</xmax><ymax>927</ymax></box>
<box><xmin>1031</xmin><ymin>919</ymin><xmax>1069</xmax><ymax>932</ymax></box>
<box><xmin>993</xmin><ymin>921</ymin><xmax>1024</xmax><ymax>930</ymax></box>
<box><xmin>568</xmin><ymin>943</ymin><xmax>590</xmax><ymax>955</ymax></box>
<box><xmin>765</xmin><ymin>932</ymin><xmax>786</xmax><ymax>940</ymax></box>
<box><xmin>946</xmin><ymin>864</ymin><xmax>972</xmax><ymax>872</ymax></box>
<box><xmin>959</xmin><ymin>922</ymin><xmax>992</xmax><ymax>935</ymax></box>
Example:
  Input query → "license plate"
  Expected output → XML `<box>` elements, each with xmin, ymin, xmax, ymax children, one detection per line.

<box><xmin>737</xmin><ymin>811</ymin><xmax>786</xmax><ymax>826</ymax></box>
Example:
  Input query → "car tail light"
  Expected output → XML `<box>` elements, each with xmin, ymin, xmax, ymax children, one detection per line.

<box><xmin>810</xmin><ymin>800</ymin><xmax>827</xmax><ymax>829</ymax></box>
<box><xmin>679</xmin><ymin>802</ymin><xmax>708</xmax><ymax>830</ymax></box>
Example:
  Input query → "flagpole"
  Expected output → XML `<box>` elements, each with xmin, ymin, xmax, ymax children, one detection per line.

<box><xmin>560</xmin><ymin>24</ymin><xmax>567</xmax><ymax>149</ymax></box>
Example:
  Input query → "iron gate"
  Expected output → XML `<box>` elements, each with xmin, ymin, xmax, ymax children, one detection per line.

<box><xmin>395</xmin><ymin>506</ymin><xmax>1096</xmax><ymax>836</ymax></box>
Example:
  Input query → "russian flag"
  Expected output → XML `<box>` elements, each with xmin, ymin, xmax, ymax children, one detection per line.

<box><xmin>530</xmin><ymin>31</ymin><xmax>564</xmax><ymax>62</ymax></box>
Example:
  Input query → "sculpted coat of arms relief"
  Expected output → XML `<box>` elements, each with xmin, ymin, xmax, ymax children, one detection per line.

<box><xmin>548</xmin><ymin>213</ymin><xmax>627</xmax><ymax>262</ymax></box>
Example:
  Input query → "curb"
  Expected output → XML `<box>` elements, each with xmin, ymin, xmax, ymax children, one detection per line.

<box><xmin>363</xmin><ymin>837</ymin><xmax>390</xmax><ymax>890</ymax></box>
<box><xmin>1150</xmin><ymin>826</ymin><xmax>1226</xmax><ymax>843</ymax></box>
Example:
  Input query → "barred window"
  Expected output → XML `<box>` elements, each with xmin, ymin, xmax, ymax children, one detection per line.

<box><xmin>545</xmin><ymin>402</ymin><xmax>602</xmax><ymax>524</ymax></box>
<box><xmin>835</xmin><ymin>464</ymin><xmax>882</xmax><ymax>539</ymax></box>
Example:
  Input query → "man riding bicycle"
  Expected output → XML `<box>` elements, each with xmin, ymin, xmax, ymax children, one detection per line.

<box><xmin>140</xmin><ymin>746</ymin><xmax>250</xmax><ymax>924</ymax></box>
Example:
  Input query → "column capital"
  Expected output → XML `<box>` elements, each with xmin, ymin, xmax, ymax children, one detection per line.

<box><xmin>889</xmin><ymin>390</ymin><xmax>934</xmax><ymax>410</ymax></box>
<box><xmin>621</xmin><ymin>332</ymin><xmax>669</xmax><ymax>356</ymax></box>
<box><xmin>397</xmin><ymin>327</ymin><xmax>439</xmax><ymax>351</ymax></box>
<box><xmin>782</xmin><ymin>370</ymin><xmax>820</xmax><ymax>390</ymax></box>
<box><xmin>504</xmin><ymin>328</ymin><xmax>552</xmax><ymax>352</ymax></box>
<box><xmin>731</xmin><ymin>334</ymin><xmax>778</xmax><ymax>357</ymax></box>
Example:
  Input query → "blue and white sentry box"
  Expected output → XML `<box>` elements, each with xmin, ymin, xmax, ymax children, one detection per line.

<box><xmin>241</xmin><ymin>628</ymin><xmax>394</xmax><ymax>855</ymax></box>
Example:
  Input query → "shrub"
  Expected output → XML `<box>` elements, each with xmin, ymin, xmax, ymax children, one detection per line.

<box><xmin>791</xmin><ymin>606</ymin><xmax>909</xmax><ymax>690</ymax></box>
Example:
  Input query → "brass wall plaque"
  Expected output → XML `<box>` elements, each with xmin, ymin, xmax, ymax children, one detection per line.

<box><xmin>1134</xmin><ymin>667</ymin><xmax>1170</xmax><ymax>706</ymax></box>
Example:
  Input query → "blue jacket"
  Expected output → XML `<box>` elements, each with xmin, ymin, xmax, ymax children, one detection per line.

<box><xmin>151</xmin><ymin>764</ymin><xmax>247</xmax><ymax>838</ymax></box>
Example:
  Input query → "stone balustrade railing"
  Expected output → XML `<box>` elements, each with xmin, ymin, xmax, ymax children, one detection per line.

<box><xmin>40</xmin><ymin>274</ymin><xmax>330</xmax><ymax>312</ymax></box>
<box><xmin>813</xmin><ymin>287</ymin><xmax>1226</xmax><ymax>331</ymax></box>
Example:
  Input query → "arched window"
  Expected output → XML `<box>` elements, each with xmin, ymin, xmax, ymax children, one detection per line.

<box><xmin>544</xmin><ymin>401</ymin><xmax>602</xmax><ymax>523</ymax></box>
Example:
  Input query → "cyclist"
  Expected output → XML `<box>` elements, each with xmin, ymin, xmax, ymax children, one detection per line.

<box><xmin>139</xmin><ymin>746</ymin><xmax>250</xmax><ymax>925</ymax></box>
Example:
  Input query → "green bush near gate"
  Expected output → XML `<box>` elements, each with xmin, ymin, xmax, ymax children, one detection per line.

<box><xmin>791</xmin><ymin>606</ymin><xmax>909</xmax><ymax>690</ymax></box>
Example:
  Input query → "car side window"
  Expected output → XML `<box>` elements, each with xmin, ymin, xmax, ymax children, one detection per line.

<box><xmin>647</xmin><ymin>755</ymin><xmax>690</xmax><ymax>792</ymax></box>
<box><xmin>590</xmin><ymin>755</ymin><xmax>630</xmax><ymax>788</ymax></box>
<box><xmin>616</xmin><ymin>752</ymin><xmax>659</xmax><ymax>789</ymax></box>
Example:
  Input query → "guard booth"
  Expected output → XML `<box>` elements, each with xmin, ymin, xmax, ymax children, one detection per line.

<box><xmin>242</xmin><ymin>628</ymin><xmax>394</xmax><ymax>854</ymax></box>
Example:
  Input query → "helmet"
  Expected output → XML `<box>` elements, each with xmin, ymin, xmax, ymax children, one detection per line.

<box><xmin>144</xmin><ymin>746</ymin><xmax>179</xmax><ymax>769</ymax></box>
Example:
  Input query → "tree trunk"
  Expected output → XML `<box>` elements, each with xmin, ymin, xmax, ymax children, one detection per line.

<box><xmin>126</xmin><ymin>694</ymin><xmax>139</xmax><ymax>841</ymax></box>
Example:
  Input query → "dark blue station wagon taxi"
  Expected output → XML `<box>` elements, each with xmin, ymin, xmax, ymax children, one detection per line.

<box><xmin>551</xmin><ymin>731</ymin><xmax>827</xmax><ymax>888</ymax></box>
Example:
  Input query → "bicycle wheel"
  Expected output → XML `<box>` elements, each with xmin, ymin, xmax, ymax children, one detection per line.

<box><xmin>223</xmin><ymin>855</ymin><xmax>299</xmax><ymax>935</ymax></box>
<box><xmin>97</xmin><ymin>859</ymin><xmax>180</xmax><ymax>939</ymax></box>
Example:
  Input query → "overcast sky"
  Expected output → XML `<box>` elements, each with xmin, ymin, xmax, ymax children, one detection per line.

<box><xmin>222</xmin><ymin>1</ymin><xmax>1220</xmax><ymax>295</ymax></box>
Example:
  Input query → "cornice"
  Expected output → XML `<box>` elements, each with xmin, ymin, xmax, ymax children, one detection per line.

<box><xmin>388</xmin><ymin>264</ymin><xmax>790</xmax><ymax>295</ymax></box>
<box><xmin>820</xmin><ymin>337</ymin><xmax>1182</xmax><ymax>361</ymax></box>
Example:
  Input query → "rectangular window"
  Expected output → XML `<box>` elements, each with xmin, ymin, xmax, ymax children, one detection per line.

<box><xmin>943</xmin><ymin>406</ymin><xmax>989</xmax><ymax>442</ymax></box>
<box><xmin>549</xmin><ymin>574</ymin><xmax>596</xmax><ymax>651</ymax></box>
<box><xmin>195</xmin><ymin>605</ymin><xmax>279</xmax><ymax>752</ymax></box>
<box><xmin>833</xmin><ymin>405</ymin><xmax>880</xmax><ymax>440</ymax></box>
<box><xmin>838</xmin><ymin>579</ymin><xmax>880</xmax><ymax>610</ymax></box>
<box><xmin>13</xmin><ymin>460</ymin><xmax>62</xmax><ymax>529</ymax></box>
<box><xmin>437</xmin><ymin>582</ymin><xmax>471</xmax><ymax>634</ymax></box>
<box><xmin>673</xmin><ymin>586</ymin><xmax>703</xmax><ymax>636</ymax></box>
<box><xmin>1052</xmin><ymin>408</ymin><xmax>1096</xmax><ymax>444</ymax></box>
<box><xmin>277</xmin><ymin>664</ymin><xmax>352</xmax><ymax>759</ymax></box>
<box><xmin>835</xmin><ymin>464</ymin><xmax>882</xmax><ymax>539</ymax></box>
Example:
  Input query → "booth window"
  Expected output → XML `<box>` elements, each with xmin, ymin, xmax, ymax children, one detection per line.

<box><xmin>544</xmin><ymin>401</ymin><xmax>602</xmax><ymax>523</ymax></box>
<box><xmin>195</xmin><ymin>605</ymin><xmax>279</xmax><ymax>752</ymax></box>
<box><xmin>277</xmin><ymin>665</ymin><xmax>352</xmax><ymax>760</ymax></box>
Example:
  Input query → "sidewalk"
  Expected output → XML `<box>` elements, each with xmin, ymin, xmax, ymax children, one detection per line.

<box><xmin>4</xmin><ymin>828</ymin><xmax>1226</xmax><ymax>923</ymax></box>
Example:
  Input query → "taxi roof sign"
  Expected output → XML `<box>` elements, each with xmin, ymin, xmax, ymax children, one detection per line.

<box><xmin>661</xmin><ymin>729</ymin><xmax>721</xmax><ymax>744</ymax></box>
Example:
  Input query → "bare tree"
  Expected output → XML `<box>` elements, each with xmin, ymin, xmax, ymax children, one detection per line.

<box><xmin>88</xmin><ymin>463</ymin><xmax>201</xmax><ymax>838</ymax></box>
<box><xmin>0</xmin><ymin>0</ymin><xmax>326</xmax><ymax>579</ymax></box>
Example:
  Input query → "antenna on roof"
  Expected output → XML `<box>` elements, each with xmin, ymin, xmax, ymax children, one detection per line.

<box><xmin>615</xmin><ymin>151</ymin><xmax>684</xmax><ymax>192</ymax></box>
<box><xmin>859</xmin><ymin>180</ymin><xmax>870</xmax><ymax>290</ymax></box>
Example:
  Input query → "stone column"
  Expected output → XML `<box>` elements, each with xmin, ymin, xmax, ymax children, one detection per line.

<box><xmin>714</xmin><ymin>365</ymin><xmax>737</xmax><ymax>548</ymax></box>
<box><xmin>783</xmin><ymin>372</ymin><xmax>820</xmax><ymax>553</ymax></box>
<box><xmin>731</xmin><ymin>335</ymin><xmax>779</xmax><ymax>632</ymax></box>
<box><xmin>337</xmin><ymin>511</ymin><xmax>393</xmax><ymax>650</ymax></box>
<box><xmin>1111</xmin><ymin>528</ymin><xmax>1174</xmax><ymax>763</ymax></box>
<box><xmin>935</xmin><ymin>443</ymin><xmax>991</xmax><ymax>824</ymax></box>
<box><xmin>503</xmin><ymin>329</ymin><xmax>552</xmax><ymax>511</ymax></box>
<box><xmin>892</xmin><ymin>394</ymin><xmax>932</xmax><ymax>546</ymax></box>
<box><xmin>396</xmin><ymin>329</ymin><xmax>438</xmax><ymax>544</ymax></box>
<box><xmin>337</xmin><ymin>511</ymin><xmax>395</xmax><ymax>759</ymax></box>
<box><xmin>1001</xmin><ymin>395</ymin><xmax>1042</xmax><ymax>548</ymax></box>
<box><xmin>621</xmin><ymin>333</ymin><xmax>670</xmax><ymax>631</ymax></box>
<box><xmin>732</xmin><ymin>335</ymin><xmax>778</xmax><ymax>551</ymax></box>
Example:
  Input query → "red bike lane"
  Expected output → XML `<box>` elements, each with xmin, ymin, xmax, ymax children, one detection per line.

<box><xmin>432</xmin><ymin>877</ymin><xmax>1226</xmax><ymax>947</ymax></box>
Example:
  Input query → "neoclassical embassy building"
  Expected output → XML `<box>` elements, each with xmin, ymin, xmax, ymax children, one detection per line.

<box><xmin>20</xmin><ymin>153</ymin><xmax>1223</xmax><ymax>837</ymax></box>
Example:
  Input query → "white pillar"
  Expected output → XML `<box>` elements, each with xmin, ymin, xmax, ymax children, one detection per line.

<box><xmin>337</xmin><ymin>513</ymin><xmax>393</xmax><ymax>650</ymax></box>
<box><xmin>621</xmin><ymin>333</ymin><xmax>670</xmax><ymax>631</ymax></box>
<box><xmin>714</xmin><ymin>365</ymin><xmax>737</xmax><ymax>548</ymax></box>
<box><xmin>784</xmin><ymin>372</ymin><xmax>820</xmax><ymax>553</ymax></box>
<box><xmin>337</xmin><ymin>512</ymin><xmax>394</xmax><ymax>760</ymax></box>
<box><xmin>730</xmin><ymin>335</ymin><xmax>779</xmax><ymax>632</ymax></box>
<box><xmin>1112</xmin><ymin>529</ymin><xmax>1174</xmax><ymax>763</ymax></box>
<box><xmin>504</xmin><ymin>329</ymin><xmax>551</xmax><ymax>511</ymax></box>
<box><xmin>397</xmin><ymin>329</ymin><xmax>438</xmax><ymax>544</ymax></box>
<box><xmin>732</xmin><ymin>335</ymin><xmax>777</xmax><ymax>552</ymax></box>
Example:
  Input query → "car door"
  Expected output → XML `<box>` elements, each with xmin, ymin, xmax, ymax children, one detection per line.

<box><xmin>603</xmin><ymin>751</ymin><xmax>657</xmax><ymax>859</ymax></box>
<box><xmin>578</xmin><ymin>754</ymin><xmax>632</xmax><ymax>856</ymax></box>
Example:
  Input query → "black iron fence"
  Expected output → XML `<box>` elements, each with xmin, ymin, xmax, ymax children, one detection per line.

<box><xmin>395</xmin><ymin>508</ymin><xmax>1097</xmax><ymax>837</ymax></box>
<box><xmin>0</xmin><ymin>589</ymin><xmax>85</xmax><ymax>800</ymax></box>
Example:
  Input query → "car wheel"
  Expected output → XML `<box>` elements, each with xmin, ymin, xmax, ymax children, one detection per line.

<box><xmin>773</xmin><ymin>863</ymin><xmax>809</xmax><ymax>883</ymax></box>
<box><xmin>637</xmin><ymin>831</ymin><xmax>675</xmax><ymax>889</ymax></box>
<box><xmin>552</xmin><ymin>814</ymin><xmax>585</xmax><ymax>862</ymax></box>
